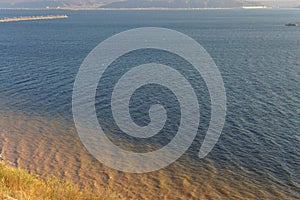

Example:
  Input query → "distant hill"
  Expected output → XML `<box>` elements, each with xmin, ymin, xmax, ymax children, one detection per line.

<box><xmin>0</xmin><ymin>0</ymin><xmax>118</xmax><ymax>8</ymax></box>
<box><xmin>1</xmin><ymin>0</ymin><xmax>299</xmax><ymax>9</ymax></box>
<box><xmin>101</xmin><ymin>0</ymin><xmax>245</xmax><ymax>8</ymax></box>
<box><xmin>10</xmin><ymin>1</ymin><xmax>66</xmax><ymax>8</ymax></box>
<box><xmin>0</xmin><ymin>3</ymin><xmax>11</xmax><ymax>8</ymax></box>
<box><xmin>0</xmin><ymin>0</ymin><xmax>250</xmax><ymax>9</ymax></box>
<box><xmin>0</xmin><ymin>1</ymin><xmax>68</xmax><ymax>8</ymax></box>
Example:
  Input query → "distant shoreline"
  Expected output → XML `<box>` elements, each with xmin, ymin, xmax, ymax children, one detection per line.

<box><xmin>0</xmin><ymin>7</ymin><xmax>278</xmax><ymax>11</ymax></box>
<box><xmin>2</xmin><ymin>7</ymin><xmax>299</xmax><ymax>11</ymax></box>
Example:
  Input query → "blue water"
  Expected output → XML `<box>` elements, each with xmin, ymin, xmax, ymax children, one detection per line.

<box><xmin>0</xmin><ymin>9</ymin><xmax>300</xmax><ymax>199</ymax></box>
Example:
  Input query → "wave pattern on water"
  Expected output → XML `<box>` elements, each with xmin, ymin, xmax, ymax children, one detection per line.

<box><xmin>0</xmin><ymin>9</ymin><xmax>300</xmax><ymax>199</ymax></box>
<box><xmin>0</xmin><ymin>112</ymin><xmax>299</xmax><ymax>199</ymax></box>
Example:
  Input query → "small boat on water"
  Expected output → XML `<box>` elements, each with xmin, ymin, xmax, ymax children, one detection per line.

<box><xmin>285</xmin><ymin>22</ymin><xmax>298</xmax><ymax>26</ymax></box>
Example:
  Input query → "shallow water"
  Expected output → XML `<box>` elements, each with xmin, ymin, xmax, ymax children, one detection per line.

<box><xmin>0</xmin><ymin>9</ymin><xmax>300</xmax><ymax>199</ymax></box>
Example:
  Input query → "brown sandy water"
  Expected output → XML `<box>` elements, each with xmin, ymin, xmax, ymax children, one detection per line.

<box><xmin>0</xmin><ymin>111</ymin><xmax>299</xmax><ymax>200</ymax></box>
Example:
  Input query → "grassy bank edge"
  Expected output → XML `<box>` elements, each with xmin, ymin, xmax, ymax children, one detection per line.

<box><xmin>0</xmin><ymin>163</ymin><xmax>118</xmax><ymax>200</ymax></box>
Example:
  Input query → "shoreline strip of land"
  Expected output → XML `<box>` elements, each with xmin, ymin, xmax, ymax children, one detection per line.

<box><xmin>0</xmin><ymin>6</ymin><xmax>278</xmax><ymax>11</ymax></box>
<box><xmin>0</xmin><ymin>15</ymin><xmax>68</xmax><ymax>23</ymax></box>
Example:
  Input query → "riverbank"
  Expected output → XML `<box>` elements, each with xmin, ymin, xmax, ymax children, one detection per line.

<box><xmin>0</xmin><ymin>162</ymin><xmax>118</xmax><ymax>200</ymax></box>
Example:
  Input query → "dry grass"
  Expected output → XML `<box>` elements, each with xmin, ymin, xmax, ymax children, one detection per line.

<box><xmin>0</xmin><ymin>163</ymin><xmax>118</xmax><ymax>200</ymax></box>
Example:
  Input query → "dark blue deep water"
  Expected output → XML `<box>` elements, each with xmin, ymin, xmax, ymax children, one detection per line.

<box><xmin>0</xmin><ymin>9</ymin><xmax>300</xmax><ymax>199</ymax></box>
